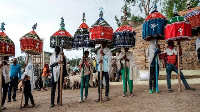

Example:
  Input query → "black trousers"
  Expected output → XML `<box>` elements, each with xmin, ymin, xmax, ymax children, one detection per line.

<box><xmin>2</xmin><ymin>79</ymin><xmax>9</xmax><ymax>106</ymax></box>
<box><xmin>197</xmin><ymin>48</ymin><xmax>200</xmax><ymax>62</ymax></box>
<box><xmin>98</xmin><ymin>71</ymin><xmax>109</xmax><ymax>98</ymax></box>
<box><xmin>149</xmin><ymin>66</ymin><xmax>159</xmax><ymax>89</ymax></box>
<box><xmin>8</xmin><ymin>76</ymin><xmax>18</xmax><ymax>101</ymax></box>
<box><xmin>51</xmin><ymin>75</ymin><xmax>64</xmax><ymax>105</ymax></box>
<box><xmin>24</xmin><ymin>80</ymin><xmax>34</xmax><ymax>105</ymax></box>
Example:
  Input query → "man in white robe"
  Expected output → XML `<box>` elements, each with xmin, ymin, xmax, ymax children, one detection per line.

<box><xmin>21</xmin><ymin>56</ymin><xmax>35</xmax><ymax>108</ymax></box>
<box><xmin>117</xmin><ymin>48</ymin><xmax>140</xmax><ymax>97</ymax></box>
<box><xmin>1</xmin><ymin>56</ymin><xmax>10</xmax><ymax>110</ymax></box>
<box><xmin>95</xmin><ymin>42</ymin><xmax>112</xmax><ymax>102</ymax></box>
<box><xmin>50</xmin><ymin>46</ymin><xmax>67</xmax><ymax>107</ymax></box>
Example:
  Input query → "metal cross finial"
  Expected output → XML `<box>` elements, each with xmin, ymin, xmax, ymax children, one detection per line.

<box><xmin>99</xmin><ymin>7</ymin><xmax>103</xmax><ymax>18</ymax></box>
<box><xmin>60</xmin><ymin>17</ymin><xmax>65</xmax><ymax>28</ymax></box>
<box><xmin>32</xmin><ymin>23</ymin><xmax>37</xmax><ymax>31</ymax></box>
<box><xmin>173</xmin><ymin>4</ymin><xmax>178</xmax><ymax>14</ymax></box>
<box><xmin>82</xmin><ymin>12</ymin><xmax>86</xmax><ymax>23</ymax></box>
<box><xmin>153</xmin><ymin>0</ymin><xmax>157</xmax><ymax>11</ymax></box>
<box><xmin>1</xmin><ymin>22</ymin><xmax>5</xmax><ymax>32</ymax></box>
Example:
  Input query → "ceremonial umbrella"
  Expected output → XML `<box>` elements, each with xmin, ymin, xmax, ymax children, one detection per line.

<box><xmin>73</xmin><ymin>13</ymin><xmax>95</xmax><ymax>102</ymax></box>
<box><xmin>184</xmin><ymin>2</ymin><xmax>200</xmax><ymax>36</ymax></box>
<box><xmin>50</xmin><ymin>18</ymin><xmax>73</xmax><ymax>105</ymax></box>
<box><xmin>19</xmin><ymin>23</ymin><xmax>43</xmax><ymax>108</ymax></box>
<box><xmin>0</xmin><ymin>22</ymin><xmax>15</xmax><ymax>111</ymax></box>
<box><xmin>113</xmin><ymin>8</ymin><xmax>136</xmax><ymax>96</ymax></box>
<box><xmin>165</xmin><ymin>4</ymin><xmax>192</xmax><ymax>92</ymax></box>
<box><xmin>142</xmin><ymin>1</ymin><xmax>167</xmax><ymax>93</ymax></box>
<box><xmin>89</xmin><ymin>7</ymin><xmax>113</xmax><ymax>102</ymax></box>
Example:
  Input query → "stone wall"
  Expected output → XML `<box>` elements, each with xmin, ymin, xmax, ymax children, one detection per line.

<box><xmin>130</xmin><ymin>25</ymin><xmax>200</xmax><ymax>70</ymax></box>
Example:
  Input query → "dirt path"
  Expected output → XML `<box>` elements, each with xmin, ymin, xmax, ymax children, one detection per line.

<box><xmin>4</xmin><ymin>84</ymin><xmax>200</xmax><ymax>112</ymax></box>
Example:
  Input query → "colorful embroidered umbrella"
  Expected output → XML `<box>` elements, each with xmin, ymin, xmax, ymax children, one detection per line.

<box><xmin>0</xmin><ymin>22</ymin><xmax>15</xmax><ymax>111</ymax></box>
<box><xmin>184</xmin><ymin>2</ymin><xmax>200</xmax><ymax>36</ymax></box>
<box><xmin>89</xmin><ymin>7</ymin><xmax>113</xmax><ymax>102</ymax></box>
<box><xmin>0</xmin><ymin>23</ymin><xmax>15</xmax><ymax>56</ymax></box>
<box><xmin>73</xmin><ymin>13</ymin><xmax>95</xmax><ymax>102</ymax></box>
<box><xmin>113</xmin><ymin>8</ymin><xmax>136</xmax><ymax>96</ymax></box>
<box><xmin>142</xmin><ymin>2</ymin><xmax>167</xmax><ymax>41</ymax></box>
<box><xmin>20</xmin><ymin>23</ymin><xmax>43</xmax><ymax>55</ymax></box>
<box><xmin>50</xmin><ymin>17</ymin><xmax>73</xmax><ymax>106</ymax></box>
<box><xmin>165</xmin><ymin>4</ymin><xmax>192</xmax><ymax>92</ymax></box>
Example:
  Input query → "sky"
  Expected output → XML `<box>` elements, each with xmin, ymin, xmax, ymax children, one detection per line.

<box><xmin>0</xmin><ymin>0</ymin><xmax>162</xmax><ymax>59</ymax></box>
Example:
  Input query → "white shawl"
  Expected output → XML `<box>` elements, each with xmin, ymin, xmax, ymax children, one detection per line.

<box><xmin>117</xmin><ymin>51</ymin><xmax>140</xmax><ymax>82</ymax></box>
<box><xmin>50</xmin><ymin>52</ymin><xmax>61</xmax><ymax>82</ymax></box>
<box><xmin>22</xmin><ymin>57</ymin><xmax>35</xmax><ymax>91</ymax></box>
<box><xmin>3</xmin><ymin>64</ymin><xmax>10</xmax><ymax>84</ymax></box>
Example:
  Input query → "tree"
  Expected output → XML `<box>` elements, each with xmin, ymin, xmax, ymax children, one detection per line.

<box><xmin>17</xmin><ymin>56</ymin><xmax>26</xmax><ymax>69</ymax></box>
<box><xmin>115</xmin><ymin>4</ymin><xmax>145</xmax><ymax>27</ymax></box>
<box><xmin>162</xmin><ymin>0</ymin><xmax>199</xmax><ymax>19</ymax></box>
<box><xmin>124</xmin><ymin>0</ymin><xmax>162</xmax><ymax>17</ymax></box>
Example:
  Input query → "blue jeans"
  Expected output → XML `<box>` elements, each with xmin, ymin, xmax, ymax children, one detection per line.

<box><xmin>166</xmin><ymin>63</ymin><xmax>190</xmax><ymax>89</ymax></box>
<box><xmin>82</xmin><ymin>75</ymin><xmax>90</xmax><ymax>97</ymax></box>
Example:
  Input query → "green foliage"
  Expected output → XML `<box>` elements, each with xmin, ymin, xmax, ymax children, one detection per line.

<box><xmin>131</xmin><ymin>15</ymin><xmax>145</xmax><ymax>22</ymax></box>
<box><xmin>115</xmin><ymin>15</ymin><xmax>121</xmax><ymax>27</ymax></box>
<box><xmin>17</xmin><ymin>56</ymin><xmax>26</xmax><ymax>69</ymax></box>
<box><xmin>69</xmin><ymin>58</ymin><xmax>81</xmax><ymax>67</ymax></box>
<box><xmin>162</xmin><ymin>0</ymin><xmax>199</xmax><ymax>19</ymax></box>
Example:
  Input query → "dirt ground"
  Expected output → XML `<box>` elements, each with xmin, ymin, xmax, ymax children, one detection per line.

<box><xmin>4</xmin><ymin>84</ymin><xmax>200</xmax><ymax>112</ymax></box>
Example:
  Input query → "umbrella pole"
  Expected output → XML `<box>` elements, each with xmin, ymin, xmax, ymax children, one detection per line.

<box><xmin>60</xmin><ymin>47</ymin><xmax>64</xmax><ymax>106</ymax></box>
<box><xmin>124</xmin><ymin>48</ymin><xmax>127</xmax><ymax>96</ymax></box>
<box><xmin>155</xmin><ymin>39</ymin><xmax>159</xmax><ymax>93</ymax></box>
<box><xmin>100</xmin><ymin>42</ymin><xmax>103</xmax><ymax>102</ymax></box>
<box><xmin>0</xmin><ymin>56</ymin><xmax>3</xmax><ymax>111</ymax></box>
<box><xmin>80</xmin><ymin>48</ymin><xmax>84</xmax><ymax>102</ymax></box>
<box><xmin>177</xmin><ymin>42</ymin><xmax>181</xmax><ymax>92</ymax></box>
<box><xmin>20</xmin><ymin>54</ymin><xmax>29</xmax><ymax>109</ymax></box>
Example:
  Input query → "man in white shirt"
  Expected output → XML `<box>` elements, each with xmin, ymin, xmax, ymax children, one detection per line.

<box><xmin>0</xmin><ymin>56</ymin><xmax>10</xmax><ymax>110</ymax></box>
<box><xmin>50</xmin><ymin>46</ymin><xmax>67</xmax><ymax>107</ymax></box>
<box><xmin>95</xmin><ymin>42</ymin><xmax>112</xmax><ymax>102</ymax></box>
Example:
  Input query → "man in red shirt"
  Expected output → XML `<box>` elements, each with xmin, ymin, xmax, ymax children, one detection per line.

<box><xmin>160</xmin><ymin>41</ymin><xmax>195</xmax><ymax>92</ymax></box>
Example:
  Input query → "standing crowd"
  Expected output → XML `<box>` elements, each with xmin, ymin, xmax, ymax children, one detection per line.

<box><xmin>0</xmin><ymin>40</ymin><xmax>198</xmax><ymax>110</ymax></box>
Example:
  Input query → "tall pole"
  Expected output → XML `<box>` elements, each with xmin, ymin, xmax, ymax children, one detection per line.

<box><xmin>80</xmin><ymin>48</ymin><xmax>84</xmax><ymax>102</ymax></box>
<box><xmin>124</xmin><ymin>48</ymin><xmax>127</xmax><ymax>96</ymax></box>
<box><xmin>177</xmin><ymin>41</ymin><xmax>181</xmax><ymax>92</ymax></box>
<box><xmin>0</xmin><ymin>56</ymin><xmax>3</xmax><ymax>111</ymax></box>
<box><xmin>60</xmin><ymin>47</ymin><xmax>64</xmax><ymax>105</ymax></box>
<box><xmin>155</xmin><ymin>39</ymin><xmax>159</xmax><ymax>93</ymax></box>
<box><xmin>100</xmin><ymin>42</ymin><xmax>103</xmax><ymax>102</ymax></box>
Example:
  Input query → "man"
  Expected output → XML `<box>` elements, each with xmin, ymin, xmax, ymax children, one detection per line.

<box><xmin>78</xmin><ymin>51</ymin><xmax>93</xmax><ymax>102</ymax></box>
<box><xmin>117</xmin><ymin>48</ymin><xmax>140</xmax><ymax>97</ymax></box>
<box><xmin>8</xmin><ymin>58</ymin><xmax>22</xmax><ymax>102</ymax></box>
<box><xmin>146</xmin><ymin>39</ymin><xmax>161</xmax><ymax>94</ymax></box>
<box><xmin>160</xmin><ymin>41</ymin><xmax>196</xmax><ymax>92</ymax></box>
<box><xmin>21</xmin><ymin>57</ymin><xmax>36</xmax><ymax>108</ymax></box>
<box><xmin>50</xmin><ymin>46</ymin><xmax>67</xmax><ymax>107</ymax></box>
<box><xmin>110</xmin><ymin>57</ymin><xmax>117</xmax><ymax>82</ymax></box>
<box><xmin>95</xmin><ymin>42</ymin><xmax>112</xmax><ymax>102</ymax></box>
<box><xmin>1</xmin><ymin>56</ymin><xmax>10</xmax><ymax>110</ymax></box>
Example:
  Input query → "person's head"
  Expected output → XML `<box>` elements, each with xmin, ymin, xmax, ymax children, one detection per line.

<box><xmin>125</xmin><ymin>48</ymin><xmax>129</xmax><ymax>52</ymax></box>
<box><xmin>13</xmin><ymin>58</ymin><xmax>17</xmax><ymax>65</ymax></box>
<box><xmin>84</xmin><ymin>51</ymin><xmax>89</xmax><ymax>58</ymax></box>
<box><xmin>168</xmin><ymin>41</ymin><xmax>174</xmax><ymax>47</ymax></box>
<box><xmin>3</xmin><ymin>56</ymin><xmax>9</xmax><ymax>65</ymax></box>
<box><xmin>116</xmin><ymin>51</ymin><xmax>121</xmax><ymax>56</ymax></box>
<box><xmin>102</xmin><ymin>42</ymin><xmax>107</xmax><ymax>48</ymax></box>
<box><xmin>55</xmin><ymin>46</ymin><xmax>60</xmax><ymax>55</ymax></box>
